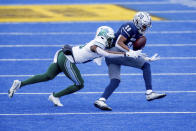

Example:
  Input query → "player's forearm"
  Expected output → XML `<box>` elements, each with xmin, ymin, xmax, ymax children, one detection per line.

<box><xmin>96</xmin><ymin>47</ymin><xmax>125</xmax><ymax>58</ymax></box>
<box><xmin>115</xmin><ymin>42</ymin><xmax>130</xmax><ymax>52</ymax></box>
<box><xmin>115</xmin><ymin>34</ymin><xmax>130</xmax><ymax>52</ymax></box>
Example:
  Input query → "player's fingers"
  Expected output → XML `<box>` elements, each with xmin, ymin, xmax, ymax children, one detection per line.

<box><xmin>156</xmin><ymin>56</ymin><xmax>160</xmax><ymax>60</ymax></box>
<box><xmin>153</xmin><ymin>53</ymin><xmax>158</xmax><ymax>57</ymax></box>
<box><xmin>154</xmin><ymin>56</ymin><xmax>160</xmax><ymax>61</ymax></box>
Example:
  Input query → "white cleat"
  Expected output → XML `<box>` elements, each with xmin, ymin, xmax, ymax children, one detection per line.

<box><xmin>48</xmin><ymin>94</ymin><xmax>63</xmax><ymax>107</ymax></box>
<box><xmin>146</xmin><ymin>92</ymin><xmax>166</xmax><ymax>101</ymax></box>
<box><xmin>8</xmin><ymin>80</ymin><xmax>21</xmax><ymax>98</ymax></box>
<box><xmin>94</xmin><ymin>98</ymin><xmax>112</xmax><ymax>111</ymax></box>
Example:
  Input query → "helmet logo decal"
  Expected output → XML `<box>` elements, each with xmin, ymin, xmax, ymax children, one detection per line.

<box><xmin>97</xmin><ymin>28</ymin><xmax>109</xmax><ymax>38</ymax></box>
<box><xmin>138</xmin><ymin>14</ymin><xmax>144</xmax><ymax>19</ymax></box>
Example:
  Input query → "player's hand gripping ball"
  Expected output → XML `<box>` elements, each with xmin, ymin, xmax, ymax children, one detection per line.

<box><xmin>133</xmin><ymin>36</ymin><xmax>146</xmax><ymax>51</ymax></box>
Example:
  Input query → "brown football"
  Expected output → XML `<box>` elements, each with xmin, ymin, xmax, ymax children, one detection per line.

<box><xmin>133</xmin><ymin>36</ymin><xmax>146</xmax><ymax>50</ymax></box>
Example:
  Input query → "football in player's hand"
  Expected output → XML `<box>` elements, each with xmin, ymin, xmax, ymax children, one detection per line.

<box><xmin>133</xmin><ymin>36</ymin><xmax>146</xmax><ymax>50</ymax></box>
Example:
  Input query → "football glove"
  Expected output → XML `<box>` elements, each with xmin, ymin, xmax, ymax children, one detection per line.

<box><xmin>143</xmin><ymin>53</ymin><xmax>160</xmax><ymax>62</ymax></box>
<box><xmin>125</xmin><ymin>50</ymin><xmax>145</xmax><ymax>59</ymax></box>
<box><xmin>93</xmin><ymin>57</ymin><xmax>103</xmax><ymax>66</ymax></box>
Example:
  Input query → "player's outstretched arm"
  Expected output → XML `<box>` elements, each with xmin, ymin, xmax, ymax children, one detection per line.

<box><xmin>142</xmin><ymin>53</ymin><xmax>160</xmax><ymax>62</ymax></box>
<box><xmin>90</xmin><ymin>45</ymin><xmax>125</xmax><ymax>58</ymax></box>
<box><xmin>90</xmin><ymin>45</ymin><xmax>144</xmax><ymax>58</ymax></box>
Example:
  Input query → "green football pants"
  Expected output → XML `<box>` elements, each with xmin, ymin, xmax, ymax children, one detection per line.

<box><xmin>20</xmin><ymin>51</ymin><xmax>84</xmax><ymax>97</ymax></box>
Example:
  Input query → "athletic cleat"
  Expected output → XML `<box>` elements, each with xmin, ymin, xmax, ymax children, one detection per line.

<box><xmin>8</xmin><ymin>80</ymin><xmax>21</xmax><ymax>98</ymax></box>
<box><xmin>48</xmin><ymin>94</ymin><xmax>63</xmax><ymax>107</ymax></box>
<box><xmin>94</xmin><ymin>98</ymin><xmax>112</xmax><ymax>111</ymax></box>
<box><xmin>146</xmin><ymin>92</ymin><xmax>166</xmax><ymax>101</ymax></box>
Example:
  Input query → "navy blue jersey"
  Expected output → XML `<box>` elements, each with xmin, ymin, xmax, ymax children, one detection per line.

<box><xmin>112</xmin><ymin>22</ymin><xmax>143</xmax><ymax>48</ymax></box>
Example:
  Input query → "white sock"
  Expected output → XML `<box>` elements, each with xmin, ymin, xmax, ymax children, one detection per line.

<box><xmin>146</xmin><ymin>90</ymin><xmax>153</xmax><ymax>95</ymax></box>
<box><xmin>99</xmin><ymin>97</ymin><xmax>106</xmax><ymax>101</ymax></box>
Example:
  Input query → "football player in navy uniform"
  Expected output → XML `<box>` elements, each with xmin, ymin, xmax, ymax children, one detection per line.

<box><xmin>94</xmin><ymin>12</ymin><xmax>166</xmax><ymax>111</ymax></box>
<box><xmin>8</xmin><ymin>26</ymin><xmax>144</xmax><ymax>107</ymax></box>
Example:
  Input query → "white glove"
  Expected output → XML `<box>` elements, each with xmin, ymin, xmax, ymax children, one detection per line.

<box><xmin>93</xmin><ymin>57</ymin><xmax>103</xmax><ymax>66</ymax></box>
<box><xmin>143</xmin><ymin>53</ymin><xmax>160</xmax><ymax>62</ymax></box>
<box><xmin>125</xmin><ymin>50</ymin><xmax>145</xmax><ymax>59</ymax></box>
<box><xmin>150</xmin><ymin>53</ymin><xmax>160</xmax><ymax>61</ymax></box>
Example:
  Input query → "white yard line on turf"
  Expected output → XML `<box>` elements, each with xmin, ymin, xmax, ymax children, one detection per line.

<box><xmin>1</xmin><ymin>44</ymin><xmax>196</xmax><ymax>47</ymax></box>
<box><xmin>0</xmin><ymin>112</ymin><xmax>196</xmax><ymax>116</ymax></box>
<box><xmin>0</xmin><ymin>32</ymin><xmax>94</xmax><ymax>35</ymax></box>
<box><xmin>171</xmin><ymin>0</ymin><xmax>196</xmax><ymax>8</ymax></box>
<box><xmin>1</xmin><ymin>20</ymin><xmax>196</xmax><ymax>24</ymax></box>
<box><xmin>148</xmin><ymin>44</ymin><xmax>196</xmax><ymax>46</ymax></box>
<box><xmin>148</xmin><ymin>10</ymin><xmax>196</xmax><ymax>13</ymax></box>
<box><xmin>0</xmin><ymin>59</ymin><xmax>52</xmax><ymax>61</ymax></box>
<box><xmin>0</xmin><ymin>31</ymin><xmax>196</xmax><ymax>35</ymax></box>
<box><xmin>0</xmin><ymin>57</ymin><xmax>196</xmax><ymax>61</ymax></box>
<box><xmin>154</xmin><ymin>20</ymin><xmax>196</xmax><ymax>22</ymax></box>
<box><xmin>1</xmin><ymin>91</ymin><xmax>196</xmax><ymax>95</ymax></box>
<box><xmin>0</xmin><ymin>73</ymin><xmax>196</xmax><ymax>77</ymax></box>
<box><xmin>0</xmin><ymin>45</ymin><xmax>63</xmax><ymax>47</ymax></box>
<box><xmin>161</xmin><ymin>57</ymin><xmax>196</xmax><ymax>60</ymax></box>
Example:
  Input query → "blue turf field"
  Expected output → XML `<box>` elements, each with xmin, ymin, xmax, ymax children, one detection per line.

<box><xmin>1</xmin><ymin>0</ymin><xmax>196</xmax><ymax>130</ymax></box>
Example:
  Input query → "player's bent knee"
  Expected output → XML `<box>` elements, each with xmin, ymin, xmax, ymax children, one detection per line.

<box><xmin>79</xmin><ymin>79</ymin><xmax>84</xmax><ymax>88</ymax></box>
<box><xmin>111</xmin><ymin>78</ymin><xmax>121</xmax><ymax>84</ymax></box>
<box><xmin>142</xmin><ymin>62</ymin><xmax>151</xmax><ymax>70</ymax></box>
<box><xmin>76</xmin><ymin>84</ymin><xmax>84</xmax><ymax>90</ymax></box>
<box><xmin>46</xmin><ymin>74</ymin><xmax>56</xmax><ymax>80</ymax></box>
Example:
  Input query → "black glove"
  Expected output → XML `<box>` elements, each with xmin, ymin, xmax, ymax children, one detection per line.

<box><xmin>62</xmin><ymin>45</ymin><xmax>72</xmax><ymax>55</ymax></box>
